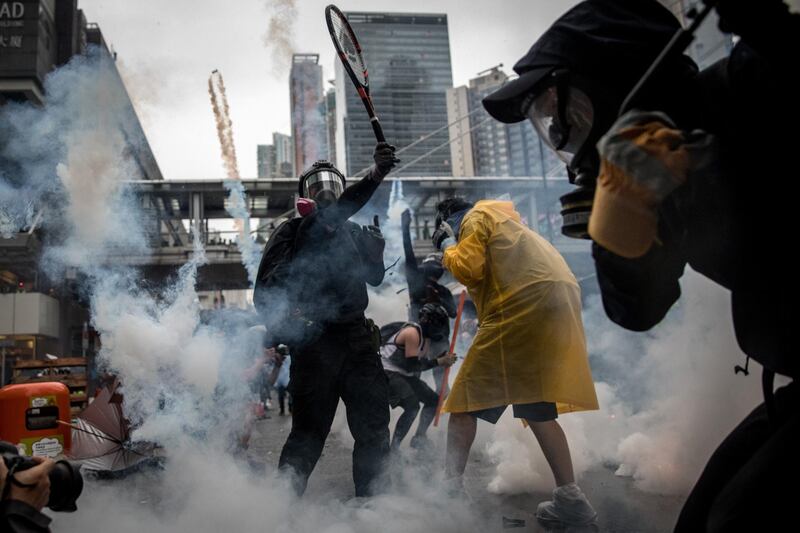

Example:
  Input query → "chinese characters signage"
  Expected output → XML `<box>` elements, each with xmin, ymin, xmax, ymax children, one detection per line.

<box><xmin>1</xmin><ymin>1</ymin><xmax>54</xmax><ymax>83</ymax></box>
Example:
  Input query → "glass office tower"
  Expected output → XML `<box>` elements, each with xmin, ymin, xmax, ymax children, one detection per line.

<box><xmin>335</xmin><ymin>12</ymin><xmax>453</xmax><ymax>177</ymax></box>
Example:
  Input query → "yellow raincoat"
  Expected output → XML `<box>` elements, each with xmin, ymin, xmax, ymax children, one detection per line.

<box><xmin>442</xmin><ymin>200</ymin><xmax>598</xmax><ymax>415</ymax></box>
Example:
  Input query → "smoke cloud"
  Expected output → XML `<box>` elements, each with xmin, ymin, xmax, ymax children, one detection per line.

<box><xmin>208</xmin><ymin>69</ymin><xmax>260</xmax><ymax>285</ymax></box>
<box><xmin>483</xmin><ymin>271</ymin><xmax>765</xmax><ymax>496</ymax></box>
<box><xmin>262</xmin><ymin>0</ymin><xmax>298</xmax><ymax>75</ymax></box>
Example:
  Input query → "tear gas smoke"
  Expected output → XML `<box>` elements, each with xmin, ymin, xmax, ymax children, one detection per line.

<box><xmin>223</xmin><ymin>179</ymin><xmax>262</xmax><ymax>286</ymax></box>
<box><xmin>2</xmin><ymin>45</ymin><xmax>774</xmax><ymax>532</ymax></box>
<box><xmin>208</xmin><ymin>69</ymin><xmax>260</xmax><ymax>285</ymax></box>
<box><xmin>208</xmin><ymin>70</ymin><xmax>240</xmax><ymax>181</ymax></box>
<box><xmin>484</xmin><ymin>271</ymin><xmax>764</xmax><ymax>496</ymax></box>
<box><xmin>262</xmin><ymin>0</ymin><xmax>297</xmax><ymax>75</ymax></box>
<box><xmin>0</xmin><ymin>49</ymin><xmax>146</xmax><ymax>258</ymax></box>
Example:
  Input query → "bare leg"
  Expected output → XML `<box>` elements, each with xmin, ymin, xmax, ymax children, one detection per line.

<box><xmin>528</xmin><ymin>419</ymin><xmax>575</xmax><ymax>487</ymax></box>
<box><xmin>446</xmin><ymin>413</ymin><xmax>477</xmax><ymax>479</ymax></box>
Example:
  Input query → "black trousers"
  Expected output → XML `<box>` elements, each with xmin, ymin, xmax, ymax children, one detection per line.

<box><xmin>386</xmin><ymin>371</ymin><xmax>439</xmax><ymax>449</ymax></box>
<box><xmin>278</xmin><ymin>321</ymin><xmax>390</xmax><ymax>497</ymax></box>
<box><xmin>675</xmin><ymin>380</ymin><xmax>798</xmax><ymax>532</ymax></box>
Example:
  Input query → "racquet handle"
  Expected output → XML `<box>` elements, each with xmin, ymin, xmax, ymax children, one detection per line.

<box><xmin>358</xmin><ymin>91</ymin><xmax>385</xmax><ymax>143</ymax></box>
<box><xmin>370</xmin><ymin>117</ymin><xmax>386</xmax><ymax>143</ymax></box>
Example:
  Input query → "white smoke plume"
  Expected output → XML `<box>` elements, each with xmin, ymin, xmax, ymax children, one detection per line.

<box><xmin>483</xmin><ymin>271</ymin><xmax>764</xmax><ymax>496</ymax></box>
<box><xmin>262</xmin><ymin>0</ymin><xmax>297</xmax><ymax>75</ymax></box>
<box><xmin>208</xmin><ymin>69</ymin><xmax>260</xmax><ymax>285</ymax></box>
<box><xmin>223</xmin><ymin>179</ymin><xmax>262</xmax><ymax>286</ymax></box>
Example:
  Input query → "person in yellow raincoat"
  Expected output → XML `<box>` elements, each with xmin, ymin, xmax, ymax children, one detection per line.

<box><xmin>432</xmin><ymin>197</ymin><xmax>599</xmax><ymax>528</ymax></box>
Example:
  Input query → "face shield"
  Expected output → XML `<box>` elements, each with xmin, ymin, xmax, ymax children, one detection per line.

<box><xmin>301</xmin><ymin>170</ymin><xmax>345</xmax><ymax>208</ymax></box>
<box><xmin>524</xmin><ymin>75</ymin><xmax>594</xmax><ymax>168</ymax></box>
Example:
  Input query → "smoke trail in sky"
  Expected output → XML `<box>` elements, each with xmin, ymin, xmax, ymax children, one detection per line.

<box><xmin>208</xmin><ymin>70</ymin><xmax>240</xmax><ymax>181</ymax></box>
<box><xmin>208</xmin><ymin>69</ymin><xmax>260</xmax><ymax>286</ymax></box>
<box><xmin>262</xmin><ymin>0</ymin><xmax>297</xmax><ymax>75</ymax></box>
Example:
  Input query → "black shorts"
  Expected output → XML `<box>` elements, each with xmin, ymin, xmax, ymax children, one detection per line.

<box><xmin>386</xmin><ymin>371</ymin><xmax>438</xmax><ymax>408</ymax></box>
<box><xmin>470</xmin><ymin>402</ymin><xmax>558</xmax><ymax>424</ymax></box>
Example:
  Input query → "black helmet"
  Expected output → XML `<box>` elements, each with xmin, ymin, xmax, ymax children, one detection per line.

<box><xmin>435</xmin><ymin>198</ymin><xmax>473</xmax><ymax>229</ymax></box>
<box><xmin>298</xmin><ymin>161</ymin><xmax>346</xmax><ymax>208</ymax></box>
<box><xmin>419</xmin><ymin>303</ymin><xmax>449</xmax><ymax>341</ymax></box>
<box><xmin>421</xmin><ymin>253</ymin><xmax>444</xmax><ymax>280</ymax></box>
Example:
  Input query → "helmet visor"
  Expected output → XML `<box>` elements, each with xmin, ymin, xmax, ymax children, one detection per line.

<box><xmin>525</xmin><ymin>84</ymin><xmax>594</xmax><ymax>166</ymax></box>
<box><xmin>302</xmin><ymin>171</ymin><xmax>345</xmax><ymax>203</ymax></box>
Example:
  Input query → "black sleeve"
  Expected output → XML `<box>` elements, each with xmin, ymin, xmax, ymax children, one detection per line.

<box><xmin>318</xmin><ymin>167</ymin><xmax>383</xmax><ymax>228</ymax></box>
<box><xmin>0</xmin><ymin>500</ymin><xmax>52</xmax><ymax>533</ymax></box>
<box><xmin>593</xmin><ymin>242</ymin><xmax>686</xmax><ymax>331</ymax></box>
<box><xmin>402</xmin><ymin>219</ymin><xmax>418</xmax><ymax>273</ymax></box>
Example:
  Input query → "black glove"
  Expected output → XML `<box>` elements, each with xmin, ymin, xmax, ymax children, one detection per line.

<box><xmin>372</xmin><ymin>142</ymin><xmax>400</xmax><ymax>179</ymax></box>
<box><xmin>401</xmin><ymin>208</ymin><xmax>412</xmax><ymax>229</ymax></box>
<box><xmin>360</xmin><ymin>223</ymin><xmax>385</xmax><ymax>260</ymax></box>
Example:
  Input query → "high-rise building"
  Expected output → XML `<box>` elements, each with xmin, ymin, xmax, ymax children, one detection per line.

<box><xmin>256</xmin><ymin>132</ymin><xmax>294</xmax><ymax>179</ymax></box>
<box><xmin>273</xmin><ymin>132</ymin><xmax>294</xmax><ymax>177</ymax></box>
<box><xmin>446</xmin><ymin>67</ymin><xmax>562</xmax><ymax>178</ymax></box>
<box><xmin>290</xmin><ymin>54</ymin><xmax>328</xmax><ymax>174</ymax></box>
<box><xmin>325</xmin><ymin>85</ymin><xmax>337</xmax><ymax>169</ymax></box>
<box><xmin>335</xmin><ymin>12</ymin><xmax>453</xmax><ymax>177</ymax></box>
<box><xmin>256</xmin><ymin>144</ymin><xmax>275</xmax><ymax>178</ymax></box>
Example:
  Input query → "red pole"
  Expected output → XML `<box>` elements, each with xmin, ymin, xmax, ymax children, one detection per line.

<box><xmin>434</xmin><ymin>290</ymin><xmax>467</xmax><ymax>427</ymax></box>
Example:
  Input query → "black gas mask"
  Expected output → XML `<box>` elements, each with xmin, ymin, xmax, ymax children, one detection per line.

<box><xmin>522</xmin><ymin>69</ymin><xmax>610</xmax><ymax>239</ymax></box>
<box><xmin>298</xmin><ymin>161</ymin><xmax>346</xmax><ymax>209</ymax></box>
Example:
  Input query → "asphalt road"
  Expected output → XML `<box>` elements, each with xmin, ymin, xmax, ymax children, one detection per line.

<box><xmin>246</xmin><ymin>407</ymin><xmax>686</xmax><ymax>533</ymax></box>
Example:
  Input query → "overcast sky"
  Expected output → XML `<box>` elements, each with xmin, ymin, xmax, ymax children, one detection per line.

<box><xmin>79</xmin><ymin>0</ymin><xmax>580</xmax><ymax>179</ymax></box>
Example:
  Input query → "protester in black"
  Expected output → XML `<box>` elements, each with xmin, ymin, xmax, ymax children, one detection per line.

<box><xmin>254</xmin><ymin>143</ymin><xmax>399</xmax><ymax>497</ymax></box>
<box><xmin>482</xmin><ymin>0</ymin><xmax>798</xmax><ymax>530</ymax></box>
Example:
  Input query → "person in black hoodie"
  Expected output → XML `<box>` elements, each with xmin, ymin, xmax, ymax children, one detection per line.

<box><xmin>482</xmin><ymin>0</ymin><xmax>798</xmax><ymax>530</ymax></box>
<box><xmin>254</xmin><ymin>143</ymin><xmax>399</xmax><ymax>497</ymax></box>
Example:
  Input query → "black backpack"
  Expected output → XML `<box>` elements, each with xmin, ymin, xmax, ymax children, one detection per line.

<box><xmin>380</xmin><ymin>321</ymin><xmax>409</xmax><ymax>346</ymax></box>
<box><xmin>253</xmin><ymin>218</ymin><xmax>302</xmax><ymax>316</ymax></box>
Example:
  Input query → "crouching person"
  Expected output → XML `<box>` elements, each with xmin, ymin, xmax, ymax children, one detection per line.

<box><xmin>380</xmin><ymin>304</ymin><xmax>455</xmax><ymax>451</ymax></box>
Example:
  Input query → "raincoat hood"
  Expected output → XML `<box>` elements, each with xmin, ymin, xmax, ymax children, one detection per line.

<box><xmin>483</xmin><ymin>0</ymin><xmax>683</xmax><ymax>123</ymax></box>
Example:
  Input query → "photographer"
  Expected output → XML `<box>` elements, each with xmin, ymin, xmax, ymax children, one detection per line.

<box><xmin>1</xmin><ymin>453</ymin><xmax>55</xmax><ymax>533</ymax></box>
<box><xmin>482</xmin><ymin>0</ymin><xmax>798</xmax><ymax>530</ymax></box>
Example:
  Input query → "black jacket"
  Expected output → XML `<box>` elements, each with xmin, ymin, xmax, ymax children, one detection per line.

<box><xmin>0</xmin><ymin>500</ymin><xmax>51</xmax><ymax>533</ymax></box>
<box><xmin>254</xmin><ymin>167</ymin><xmax>386</xmax><ymax>341</ymax></box>
<box><xmin>591</xmin><ymin>5</ymin><xmax>798</xmax><ymax>377</ymax></box>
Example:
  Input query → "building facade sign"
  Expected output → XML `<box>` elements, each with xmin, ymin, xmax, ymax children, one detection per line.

<box><xmin>0</xmin><ymin>0</ymin><xmax>56</xmax><ymax>85</ymax></box>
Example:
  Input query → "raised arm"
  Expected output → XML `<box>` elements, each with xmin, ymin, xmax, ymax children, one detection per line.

<box><xmin>320</xmin><ymin>143</ymin><xmax>398</xmax><ymax>227</ymax></box>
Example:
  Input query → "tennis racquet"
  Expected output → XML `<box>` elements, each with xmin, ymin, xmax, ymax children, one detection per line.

<box><xmin>325</xmin><ymin>5</ymin><xmax>386</xmax><ymax>143</ymax></box>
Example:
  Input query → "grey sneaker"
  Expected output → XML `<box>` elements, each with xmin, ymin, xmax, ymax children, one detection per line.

<box><xmin>535</xmin><ymin>483</ymin><xmax>597</xmax><ymax>529</ymax></box>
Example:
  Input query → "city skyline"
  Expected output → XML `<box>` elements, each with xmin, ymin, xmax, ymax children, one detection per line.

<box><xmin>77</xmin><ymin>0</ymin><xmax>583</xmax><ymax>179</ymax></box>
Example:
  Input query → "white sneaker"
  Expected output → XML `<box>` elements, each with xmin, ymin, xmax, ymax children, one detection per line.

<box><xmin>535</xmin><ymin>483</ymin><xmax>597</xmax><ymax>529</ymax></box>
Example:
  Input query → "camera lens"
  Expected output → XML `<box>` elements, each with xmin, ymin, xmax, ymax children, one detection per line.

<box><xmin>47</xmin><ymin>460</ymin><xmax>84</xmax><ymax>512</ymax></box>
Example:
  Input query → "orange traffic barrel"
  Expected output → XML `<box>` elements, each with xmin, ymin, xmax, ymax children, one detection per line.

<box><xmin>0</xmin><ymin>382</ymin><xmax>72</xmax><ymax>457</ymax></box>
